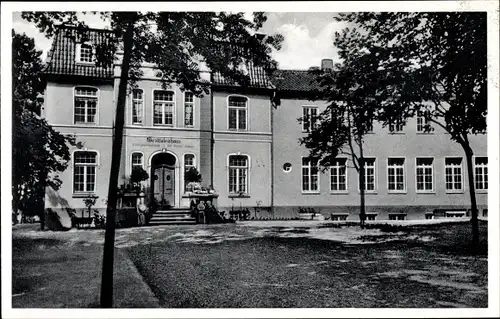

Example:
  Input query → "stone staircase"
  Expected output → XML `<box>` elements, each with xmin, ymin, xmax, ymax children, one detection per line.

<box><xmin>148</xmin><ymin>208</ymin><xmax>197</xmax><ymax>225</ymax></box>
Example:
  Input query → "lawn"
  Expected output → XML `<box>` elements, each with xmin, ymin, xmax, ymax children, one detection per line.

<box><xmin>127</xmin><ymin>221</ymin><xmax>488</xmax><ymax>308</ymax></box>
<box><xmin>11</xmin><ymin>220</ymin><xmax>488</xmax><ymax>308</ymax></box>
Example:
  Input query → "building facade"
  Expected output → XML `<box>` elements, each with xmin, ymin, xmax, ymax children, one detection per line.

<box><xmin>42</xmin><ymin>26</ymin><xmax>488</xmax><ymax>220</ymax></box>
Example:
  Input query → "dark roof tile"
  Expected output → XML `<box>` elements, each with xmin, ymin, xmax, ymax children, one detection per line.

<box><xmin>270</xmin><ymin>69</ymin><xmax>322</xmax><ymax>92</ymax></box>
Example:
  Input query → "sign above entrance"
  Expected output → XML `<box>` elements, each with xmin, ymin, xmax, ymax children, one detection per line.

<box><xmin>132</xmin><ymin>137</ymin><xmax>194</xmax><ymax>149</ymax></box>
<box><xmin>146</xmin><ymin>137</ymin><xmax>181</xmax><ymax>144</ymax></box>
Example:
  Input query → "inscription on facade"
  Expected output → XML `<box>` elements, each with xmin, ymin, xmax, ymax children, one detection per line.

<box><xmin>132</xmin><ymin>137</ymin><xmax>194</xmax><ymax>149</ymax></box>
<box><xmin>146</xmin><ymin>137</ymin><xmax>181</xmax><ymax>144</ymax></box>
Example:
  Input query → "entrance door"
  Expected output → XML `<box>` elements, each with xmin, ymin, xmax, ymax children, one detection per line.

<box><xmin>153</xmin><ymin>164</ymin><xmax>175</xmax><ymax>208</ymax></box>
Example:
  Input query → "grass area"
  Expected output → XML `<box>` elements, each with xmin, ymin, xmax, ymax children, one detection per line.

<box><xmin>12</xmin><ymin>230</ymin><xmax>159</xmax><ymax>308</ymax></box>
<box><xmin>127</xmin><ymin>222</ymin><xmax>488</xmax><ymax>308</ymax></box>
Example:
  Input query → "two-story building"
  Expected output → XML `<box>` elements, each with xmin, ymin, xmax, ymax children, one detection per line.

<box><xmin>42</xmin><ymin>26</ymin><xmax>487</xmax><ymax>221</ymax></box>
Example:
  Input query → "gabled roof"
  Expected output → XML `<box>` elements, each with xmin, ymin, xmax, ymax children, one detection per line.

<box><xmin>270</xmin><ymin>69</ymin><xmax>322</xmax><ymax>92</ymax></box>
<box><xmin>45</xmin><ymin>26</ymin><xmax>115</xmax><ymax>79</ymax></box>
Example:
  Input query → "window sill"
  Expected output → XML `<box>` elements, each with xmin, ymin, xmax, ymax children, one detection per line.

<box><xmin>131</xmin><ymin>123</ymin><xmax>144</xmax><ymax>126</ymax></box>
<box><xmin>388</xmin><ymin>190</ymin><xmax>407</xmax><ymax>194</ymax></box>
<box><xmin>358</xmin><ymin>191</ymin><xmax>378</xmax><ymax>195</ymax></box>
<box><xmin>72</xmin><ymin>192</ymin><xmax>97</xmax><ymax>198</ymax></box>
<box><xmin>476</xmin><ymin>189</ymin><xmax>488</xmax><ymax>194</ymax></box>
<box><xmin>153</xmin><ymin>124</ymin><xmax>174</xmax><ymax>127</ymax></box>
<box><xmin>228</xmin><ymin>129</ymin><xmax>248</xmax><ymax>132</ymax></box>
<box><xmin>74</xmin><ymin>122</ymin><xmax>97</xmax><ymax>125</ymax></box>
<box><xmin>389</xmin><ymin>132</ymin><xmax>405</xmax><ymax>135</ymax></box>
<box><xmin>301</xmin><ymin>191</ymin><xmax>321</xmax><ymax>195</ymax></box>
<box><xmin>416</xmin><ymin>191</ymin><xmax>436</xmax><ymax>194</ymax></box>
<box><xmin>228</xmin><ymin>194</ymin><xmax>250</xmax><ymax>198</ymax></box>
<box><xmin>330</xmin><ymin>191</ymin><xmax>349</xmax><ymax>195</ymax></box>
<box><xmin>445</xmin><ymin>190</ymin><xmax>464</xmax><ymax>194</ymax></box>
<box><xmin>416</xmin><ymin>132</ymin><xmax>435</xmax><ymax>135</ymax></box>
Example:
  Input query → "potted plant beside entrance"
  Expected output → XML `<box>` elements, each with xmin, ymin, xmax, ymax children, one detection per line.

<box><xmin>184</xmin><ymin>167</ymin><xmax>203</xmax><ymax>194</ymax></box>
<box><xmin>130</xmin><ymin>166</ymin><xmax>149</xmax><ymax>194</ymax></box>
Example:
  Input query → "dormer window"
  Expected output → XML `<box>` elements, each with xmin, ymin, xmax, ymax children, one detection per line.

<box><xmin>76</xmin><ymin>43</ymin><xmax>94</xmax><ymax>63</ymax></box>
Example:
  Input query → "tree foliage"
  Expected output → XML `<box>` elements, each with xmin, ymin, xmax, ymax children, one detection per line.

<box><xmin>185</xmin><ymin>166</ymin><xmax>202</xmax><ymax>184</ymax></box>
<box><xmin>12</xmin><ymin>30</ymin><xmax>74</xmax><ymax>217</ymax></box>
<box><xmin>129</xmin><ymin>166</ymin><xmax>149</xmax><ymax>188</ymax></box>
<box><xmin>334</xmin><ymin>12</ymin><xmax>487</xmax><ymax>140</ymax></box>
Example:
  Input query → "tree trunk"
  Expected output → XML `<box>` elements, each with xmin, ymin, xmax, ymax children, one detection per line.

<box><xmin>463</xmin><ymin>145</ymin><xmax>479</xmax><ymax>249</ymax></box>
<box><xmin>100</xmin><ymin>23</ymin><xmax>134</xmax><ymax>308</ymax></box>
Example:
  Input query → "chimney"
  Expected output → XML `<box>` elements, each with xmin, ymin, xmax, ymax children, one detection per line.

<box><xmin>321</xmin><ymin>59</ymin><xmax>334</xmax><ymax>71</ymax></box>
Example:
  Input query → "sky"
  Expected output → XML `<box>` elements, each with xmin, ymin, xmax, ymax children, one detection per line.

<box><xmin>12</xmin><ymin>12</ymin><xmax>348</xmax><ymax>70</ymax></box>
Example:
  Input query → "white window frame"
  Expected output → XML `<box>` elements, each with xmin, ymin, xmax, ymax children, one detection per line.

<box><xmin>75</xmin><ymin>42</ymin><xmax>95</xmax><ymax>64</ymax></box>
<box><xmin>184</xmin><ymin>91</ymin><xmax>195</xmax><ymax>127</ymax></box>
<box><xmin>416</xmin><ymin>108</ymin><xmax>433</xmax><ymax>133</ymax></box>
<box><xmin>227</xmin><ymin>95</ymin><xmax>249</xmax><ymax>131</ymax></box>
<box><xmin>416</xmin><ymin>157</ymin><xmax>435</xmax><ymax>193</ymax></box>
<box><xmin>152</xmin><ymin>89</ymin><xmax>176</xmax><ymax>126</ymax></box>
<box><xmin>389</xmin><ymin>118</ymin><xmax>404</xmax><ymax>133</ymax></box>
<box><xmin>330</xmin><ymin>157</ymin><xmax>348</xmax><ymax>193</ymax></box>
<box><xmin>72</xmin><ymin>151</ymin><xmax>98</xmax><ymax>194</ymax></box>
<box><xmin>183</xmin><ymin>153</ymin><xmax>197</xmax><ymax>191</ymax></box>
<box><xmin>387</xmin><ymin>157</ymin><xmax>406</xmax><ymax>193</ymax></box>
<box><xmin>359</xmin><ymin>157</ymin><xmax>377</xmax><ymax>193</ymax></box>
<box><xmin>301</xmin><ymin>157</ymin><xmax>320</xmax><ymax>193</ymax></box>
<box><xmin>227</xmin><ymin>153</ymin><xmax>250</xmax><ymax>195</ymax></box>
<box><xmin>130</xmin><ymin>88</ymin><xmax>144</xmax><ymax>125</ymax></box>
<box><xmin>131</xmin><ymin>152</ymin><xmax>145</xmax><ymax>174</ymax></box>
<box><xmin>474</xmin><ymin>156</ymin><xmax>488</xmax><ymax>192</ymax></box>
<box><xmin>302</xmin><ymin>105</ymin><xmax>318</xmax><ymax>132</ymax></box>
<box><xmin>73</xmin><ymin>86</ymin><xmax>99</xmax><ymax>125</ymax></box>
<box><xmin>444</xmin><ymin>157</ymin><xmax>464</xmax><ymax>193</ymax></box>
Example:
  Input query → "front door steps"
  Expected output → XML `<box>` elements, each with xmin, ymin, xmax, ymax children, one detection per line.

<box><xmin>148</xmin><ymin>208</ymin><xmax>196</xmax><ymax>225</ymax></box>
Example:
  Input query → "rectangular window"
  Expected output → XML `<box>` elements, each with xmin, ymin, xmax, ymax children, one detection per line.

<box><xmin>184</xmin><ymin>92</ymin><xmax>194</xmax><ymax>127</ymax></box>
<box><xmin>131</xmin><ymin>152</ymin><xmax>143</xmax><ymax>171</ymax></box>
<box><xmin>302</xmin><ymin>158</ymin><xmax>319</xmax><ymax>192</ymax></box>
<box><xmin>389</xmin><ymin>118</ymin><xmax>404</xmax><ymax>133</ymax></box>
<box><xmin>229</xmin><ymin>155</ymin><xmax>248</xmax><ymax>194</ymax></box>
<box><xmin>73</xmin><ymin>152</ymin><xmax>97</xmax><ymax>193</ymax></box>
<box><xmin>361</xmin><ymin>158</ymin><xmax>376</xmax><ymax>192</ymax></box>
<box><xmin>416</xmin><ymin>157</ymin><xmax>434</xmax><ymax>192</ymax></box>
<box><xmin>389</xmin><ymin>214</ymin><xmax>406</xmax><ymax>221</ymax></box>
<box><xmin>474</xmin><ymin>157</ymin><xmax>488</xmax><ymax>190</ymax></box>
<box><xmin>330</xmin><ymin>158</ymin><xmax>347</xmax><ymax>192</ymax></box>
<box><xmin>302</xmin><ymin>106</ymin><xmax>318</xmax><ymax>132</ymax></box>
<box><xmin>153</xmin><ymin>90</ymin><xmax>174</xmax><ymax>125</ymax></box>
<box><xmin>228</xmin><ymin>96</ymin><xmax>247</xmax><ymax>130</ymax></box>
<box><xmin>445</xmin><ymin>157</ymin><xmax>463</xmax><ymax>192</ymax></box>
<box><xmin>74</xmin><ymin>87</ymin><xmax>98</xmax><ymax>124</ymax></box>
<box><xmin>387</xmin><ymin>158</ymin><xmax>405</xmax><ymax>192</ymax></box>
<box><xmin>132</xmin><ymin>89</ymin><xmax>143</xmax><ymax>124</ymax></box>
<box><xmin>417</xmin><ymin>110</ymin><xmax>431</xmax><ymax>133</ymax></box>
<box><xmin>79</xmin><ymin>44</ymin><xmax>93</xmax><ymax>63</ymax></box>
<box><xmin>184</xmin><ymin>154</ymin><xmax>196</xmax><ymax>191</ymax></box>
